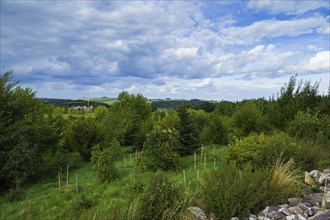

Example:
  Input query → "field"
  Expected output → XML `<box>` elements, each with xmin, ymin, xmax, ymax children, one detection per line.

<box><xmin>91</xmin><ymin>97</ymin><xmax>118</xmax><ymax>105</ymax></box>
<box><xmin>0</xmin><ymin>145</ymin><xmax>227</xmax><ymax>220</ymax></box>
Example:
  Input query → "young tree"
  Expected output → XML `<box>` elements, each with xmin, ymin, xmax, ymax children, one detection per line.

<box><xmin>142</xmin><ymin>127</ymin><xmax>179</xmax><ymax>171</ymax></box>
<box><xmin>177</xmin><ymin>104</ymin><xmax>200</xmax><ymax>155</ymax></box>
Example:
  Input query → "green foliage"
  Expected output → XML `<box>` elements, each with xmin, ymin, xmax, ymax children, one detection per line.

<box><xmin>66</xmin><ymin>117</ymin><xmax>104</xmax><ymax>161</ymax></box>
<box><xmin>95</xmin><ymin>147</ymin><xmax>119</xmax><ymax>183</ymax></box>
<box><xmin>0</xmin><ymin>71</ymin><xmax>63</xmax><ymax>189</ymax></box>
<box><xmin>226</xmin><ymin>132</ymin><xmax>325</xmax><ymax>171</ymax></box>
<box><xmin>202</xmin><ymin>162</ymin><xmax>300</xmax><ymax>219</ymax></box>
<box><xmin>142</xmin><ymin>127</ymin><xmax>180</xmax><ymax>171</ymax></box>
<box><xmin>139</xmin><ymin>172</ymin><xmax>183</xmax><ymax>220</ymax></box>
<box><xmin>202</xmin><ymin>113</ymin><xmax>229</xmax><ymax>145</ymax></box>
<box><xmin>105</xmin><ymin>91</ymin><xmax>152</xmax><ymax>148</ymax></box>
<box><xmin>214</xmin><ymin>101</ymin><xmax>236</xmax><ymax>116</ymax></box>
<box><xmin>232</xmin><ymin>102</ymin><xmax>264</xmax><ymax>136</ymax></box>
<box><xmin>151</xmin><ymin>109</ymin><xmax>179</xmax><ymax>129</ymax></box>
<box><xmin>288</xmin><ymin>111</ymin><xmax>330</xmax><ymax>142</ymax></box>
<box><xmin>267</xmin><ymin>76</ymin><xmax>322</xmax><ymax>129</ymax></box>
<box><xmin>177</xmin><ymin>104</ymin><xmax>201</xmax><ymax>155</ymax></box>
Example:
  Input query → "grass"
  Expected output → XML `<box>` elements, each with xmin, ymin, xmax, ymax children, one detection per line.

<box><xmin>91</xmin><ymin>97</ymin><xmax>118</xmax><ymax>105</ymax></box>
<box><xmin>0</xmin><ymin>145</ymin><xmax>227</xmax><ymax>219</ymax></box>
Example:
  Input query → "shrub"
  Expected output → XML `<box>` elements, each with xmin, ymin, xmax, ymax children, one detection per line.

<box><xmin>142</xmin><ymin>127</ymin><xmax>180</xmax><ymax>171</ymax></box>
<box><xmin>139</xmin><ymin>172</ymin><xmax>183</xmax><ymax>220</ymax></box>
<box><xmin>96</xmin><ymin>147</ymin><xmax>119</xmax><ymax>183</ymax></box>
<box><xmin>202</xmin><ymin>161</ymin><xmax>301</xmax><ymax>219</ymax></box>
<box><xmin>66</xmin><ymin>118</ymin><xmax>104</xmax><ymax>161</ymax></box>
<box><xmin>226</xmin><ymin>132</ymin><xmax>325</xmax><ymax>171</ymax></box>
<box><xmin>232</xmin><ymin>102</ymin><xmax>263</xmax><ymax>136</ymax></box>
<box><xmin>288</xmin><ymin>111</ymin><xmax>330</xmax><ymax>142</ymax></box>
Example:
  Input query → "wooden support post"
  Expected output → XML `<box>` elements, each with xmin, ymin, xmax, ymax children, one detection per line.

<box><xmin>66</xmin><ymin>164</ymin><xmax>69</xmax><ymax>187</ymax></box>
<box><xmin>75</xmin><ymin>174</ymin><xmax>78</xmax><ymax>193</ymax></box>
<box><xmin>183</xmin><ymin>169</ymin><xmax>187</xmax><ymax>191</ymax></box>
<box><xmin>58</xmin><ymin>171</ymin><xmax>61</xmax><ymax>189</ymax></box>
<box><xmin>194</xmin><ymin>152</ymin><xmax>197</xmax><ymax>172</ymax></box>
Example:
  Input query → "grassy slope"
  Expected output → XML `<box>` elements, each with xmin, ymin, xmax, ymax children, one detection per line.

<box><xmin>91</xmin><ymin>97</ymin><xmax>117</xmax><ymax>105</ymax></box>
<box><xmin>0</xmin><ymin>145</ymin><xmax>227</xmax><ymax>220</ymax></box>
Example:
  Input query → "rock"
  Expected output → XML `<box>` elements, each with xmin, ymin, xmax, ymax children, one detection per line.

<box><xmin>279</xmin><ymin>204</ymin><xmax>290</xmax><ymax>208</ymax></box>
<box><xmin>302</xmin><ymin>193</ymin><xmax>323</xmax><ymax>206</ymax></box>
<box><xmin>304</xmin><ymin>202</ymin><xmax>311</xmax><ymax>207</ymax></box>
<box><xmin>289</xmin><ymin>206</ymin><xmax>303</xmax><ymax>215</ymax></box>
<box><xmin>297</xmin><ymin>203</ymin><xmax>308</xmax><ymax>211</ymax></box>
<box><xmin>270</xmin><ymin>211</ymin><xmax>286</xmax><ymax>220</ymax></box>
<box><xmin>231</xmin><ymin>217</ymin><xmax>239</xmax><ymax>220</ymax></box>
<box><xmin>297</xmin><ymin>214</ymin><xmax>307</xmax><ymax>220</ymax></box>
<box><xmin>312</xmin><ymin>206</ymin><xmax>321</xmax><ymax>213</ymax></box>
<box><xmin>309</xmin><ymin>210</ymin><xmax>330</xmax><ymax>220</ymax></box>
<box><xmin>286</xmin><ymin>214</ymin><xmax>296</xmax><ymax>220</ymax></box>
<box><xmin>306</xmin><ymin>207</ymin><xmax>314</xmax><ymax>216</ymax></box>
<box><xmin>280</xmin><ymin>207</ymin><xmax>292</xmax><ymax>216</ymax></box>
<box><xmin>323</xmin><ymin>169</ymin><xmax>330</xmax><ymax>175</ymax></box>
<box><xmin>319</xmin><ymin>173</ymin><xmax>330</xmax><ymax>185</ymax></box>
<box><xmin>310</xmin><ymin>170</ymin><xmax>321</xmax><ymax>178</ymax></box>
<box><xmin>186</xmin><ymin>207</ymin><xmax>208</xmax><ymax>220</ymax></box>
<box><xmin>288</xmin><ymin>198</ymin><xmax>302</xmax><ymax>206</ymax></box>
<box><xmin>249</xmin><ymin>214</ymin><xmax>257</xmax><ymax>220</ymax></box>
<box><xmin>305</xmin><ymin>172</ymin><xmax>317</xmax><ymax>185</ymax></box>
<box><xmin>262</xmin><ymin>206</ymin><xmax>280</xmax><ymax>217</ymax></box>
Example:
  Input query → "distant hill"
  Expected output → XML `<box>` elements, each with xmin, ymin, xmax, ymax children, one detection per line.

<box><xmin>40</xmin><ymin>98</ymin><xmax>109</xmax><ymax>108</ymax></box>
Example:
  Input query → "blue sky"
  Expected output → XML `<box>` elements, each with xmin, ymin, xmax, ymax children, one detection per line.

<box><xmin>1</xmin><ymin>0</ymin><xmax>329</xmax><ymax>101</ymax></box>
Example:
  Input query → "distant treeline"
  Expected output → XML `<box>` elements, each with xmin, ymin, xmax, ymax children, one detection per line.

<box><xmin>151</xmin><ymin>99</ymin><xmax>217</xmax><ymax>112</ymax></box>
<box><xmin>39</xmin><ymin>98</ymin><xmax>109</xmax><ymax>108</ymax></box>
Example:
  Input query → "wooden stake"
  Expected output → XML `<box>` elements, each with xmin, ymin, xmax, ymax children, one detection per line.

<box><xmin>213</xmin><ymin>158</ymin><xmax>216</xmax><ymax>168</ymax></box>
<box><xmin>124</xmin><ymin>155</ymin><xmax>126</xmax><ymax>168</ymax></box>
<box><xmin>204</xmin><ymin>153</ymin><xmax>206</xmax><ymax>169</ymax></box>
<box><xmin>136</xmin><ymin>150</ymin><xmax>138</xmax><ymax>159</ymax></box>
<box><xmin>197</xmin><ymin>169</ymin><xmax>199</xmax><ymax>189</ymax></box>
<box><xmin>58</xmin><ymin>171</ymin><xmax>61</xmax><ymax>189</ymax></box>
<box><xmin>194</xmin><ymin>152</ymin><xmax>197</xmax><ymax>172</ymax></box>
<box><xmin>183</xmin><ymin>169</ymin><xmax>187</xmax><ymax>191</ymax></box>
<box><xmin>75</xmin><ymin>174</ymin><xmax>78</xmax><ymax>193</ymax></box>
<box><xmin>66</xmin><ymin>164</ymin><xmax>69</xmax><ymax>187</ymax></box>
<box><xmin>130</xmin><ymin>154</ymin><xmax>132</xmax><ymax>166</ymax></box>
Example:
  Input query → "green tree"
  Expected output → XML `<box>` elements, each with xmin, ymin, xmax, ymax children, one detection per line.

<box><xmin>177</xmin><ymin>104</ymin><xmax>200</xmax><ymax>155</ymax></box>
<box><xmin>0</xmin><ymin>71</ymin><xmax>62</xmax><ymax>189</ymax></box>
<box><xmin>105</xmin><ymin>91</ymin><xmax>152</xmax><ymax>148</ymax></box>
<box><xmin>142</xmin><ymin>127</ymin><xmax>179</xmax><ymax>171</ymax></box>
<box><xmin>232</xmin><ymin>102</ymin><xmax>263</xmax><ymax>136</ymax></box>
<box><xmin>66</xmin><ymin>117</ymin><xmax>104</xmax><ymax>161</ymax></box>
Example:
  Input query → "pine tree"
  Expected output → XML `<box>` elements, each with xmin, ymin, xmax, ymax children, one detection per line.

<box><xmin>177</xmin><ymin>104</ymin><xmax>200</xmax><ymax>155</ymax></box>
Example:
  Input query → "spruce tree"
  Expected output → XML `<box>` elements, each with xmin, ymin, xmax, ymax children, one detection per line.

<box><xmin>177</xmin><ymin>104</ymin><xmax>200</xmax><ymax>155</ymax></box>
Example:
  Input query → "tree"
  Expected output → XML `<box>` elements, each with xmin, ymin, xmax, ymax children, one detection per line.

<box><xmin>232</xmin><ymin>102</ymin><xmax>263</xmax><ymax>136</ymax></box>
<box><xmin>0</xmin><ymin>71</ymin><xmax>62</xmax><ymax>189</ymax></box>
<box><xmin>142</xmin><ymin>127</ymin><xmax>180</xmax><ymax>171</ymax></box>
<box><xmin>66</xmin><ymin>117</ymin><xmax>104</xmax><ymax>161</ymax></box>
<box><xmin>176</xmin><ymin>104</ymin><xmax>200</xmax><ymax>155</ymax></box>
<box><xmin>105</xmin><ymin>91</ymin><xmax>152</xmax><ymax>148</ymax></box>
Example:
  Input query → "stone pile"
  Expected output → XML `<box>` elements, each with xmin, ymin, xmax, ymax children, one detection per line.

<box><xmin>187</xmin><ymin>169</ymin><xmax>330</xmax><ymax>220</ymax></box>
<box><xmin>241</xmin><ymin>169</ymin><xmax>330</xmax><ymax>220</ymax></box>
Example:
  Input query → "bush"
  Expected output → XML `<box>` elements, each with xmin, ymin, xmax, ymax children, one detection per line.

<box><xmin>95</xmin><ymin>147</ymin><xmax>119</xmax><ymax>183</ymax></box>
<box><xmin>202</xmin><ymin>161</ymin><xmax>301</xmax><ymax>219</ymax></box>
<box><xmin>66</xmin><ymin>118</ymin><xmax>104</xmax><ymax>161</ymax></box>
<box><xmin>142</xmin><ymin>127</ymin><xmax>180</xmax><ymax>171</ymax></box>
<box><xmin>226</xmin><ymin>132</ymin><xmax>325</xmax><ymax>171</ymax></box>
<box><xmin>139</xmin><ymin>172</ymin><xmax>183</xmax><ymax>220</ymax></box>
<box><xmin>232</xmin><ymin>102</ymin><xmax>264</xmax><ymax>136</ymax></box>
<box><xmin>288</xmin><ymin>111</ymin><xmax>330</xmax><ymax>142</ymax></box>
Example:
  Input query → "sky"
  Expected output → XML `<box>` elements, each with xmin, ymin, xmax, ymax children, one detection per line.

<box><xmin>1</xmin><ymin>0</ymin><xmax>329</xmax><ymax>101</ymax></box>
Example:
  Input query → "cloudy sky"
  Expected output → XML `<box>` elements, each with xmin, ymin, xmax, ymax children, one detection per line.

<box><xmin>1</xmin><ymin>0</ymin><xmax>329</xmax><ymax>101</ymax></box>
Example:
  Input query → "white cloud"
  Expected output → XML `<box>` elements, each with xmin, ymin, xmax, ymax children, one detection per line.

<box><xmin>247</xmin><ymin>0</ymin><xmax>329</xmax><ymax>15</ymax></box>
<box><xmin>219</xmin><ymin>16</ymin><xmax>329</xmax><ymax>45</ymax></box>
